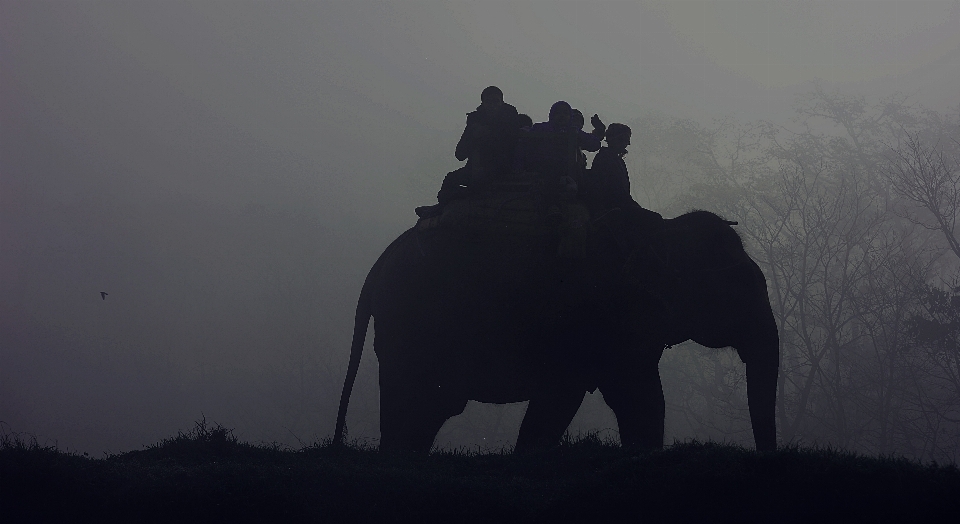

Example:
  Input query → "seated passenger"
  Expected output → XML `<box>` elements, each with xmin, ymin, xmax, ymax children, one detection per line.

<box><xmin>454</xmin><ymin>86</ymin><xmax>520</xmax><ymax>180</ymax></box>
<box><xmin>416</xmin><ymin>86</ymin><xmax>520</xmax><ymax>218</ymax></box>
<box><xmin>518</xmin><ymin>102</ymin><xmax>605</xmax><ymax>220</ymax></box>
<box><xmin>519</xmin><ymin>100</ymin><xmax>602</xmax><ymax>177</ymax></box>
<box><xmin>584</xmin><ymin>123</ymin><xmax>630</xmax><ymax>210</ymax></box>
<box><xmin>583</xmin><ymin>123</ymin><xmax>662</xmax><ymax>240</ymax></box>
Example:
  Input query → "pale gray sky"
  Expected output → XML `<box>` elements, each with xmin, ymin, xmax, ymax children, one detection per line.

<box><xmin>2</xmin><ymin>0</ymin><xmax>958</xmax><ymax>453</ymax></box>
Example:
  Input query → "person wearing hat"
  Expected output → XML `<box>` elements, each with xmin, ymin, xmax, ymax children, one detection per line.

<box><xmin>416</xmin><ymin>86</ymin><xmax>519</xmax><ymax>218</ymax></box>
<box><xmin>585</xmin><ymin>123</ymin><xmax>663</xmax><ymax>236</ymax></box>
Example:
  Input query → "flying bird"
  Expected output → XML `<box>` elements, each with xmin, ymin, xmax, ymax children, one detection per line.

<box><xmin>100</xmin><ymin>292</ymin><xmax>108</xmax><ymax>300</ymax></box>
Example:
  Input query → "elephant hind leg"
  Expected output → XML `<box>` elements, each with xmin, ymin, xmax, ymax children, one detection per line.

<box><xmin>379</xmin><ymin>378</ymin><xmax>467</xmax><ymax>453</ymax></box>
<box><xmin>515</xmin><ymin>386</ymin><xmax>585</xmax><ymax>453</ymax></box>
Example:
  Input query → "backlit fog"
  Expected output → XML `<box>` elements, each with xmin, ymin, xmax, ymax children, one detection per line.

<box><xmin>2</xmin><ymin>1</ymin><xmax>959</xmax><ymax>457</ymax></box>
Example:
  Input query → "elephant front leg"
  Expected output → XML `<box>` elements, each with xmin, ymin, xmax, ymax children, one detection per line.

<box><xmin>600</xmin><ymin>361</ymin><xmax>665</xmax><ymax>450</ymax></box>
<box><xmin>514</xmin><ymin>386</ymin><xmax>585</xmax><ymax>452</ymax></box>
<box><xmin>743</xmin><ymin>352</ymin><xmax>779</xmax><ymax>452</ymax></box>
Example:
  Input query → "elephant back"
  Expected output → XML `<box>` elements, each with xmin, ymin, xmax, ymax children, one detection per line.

<box><xmin>419</xmin><ymin>180</ymin><xmax>590</xmax><ymax>256</ymax></box>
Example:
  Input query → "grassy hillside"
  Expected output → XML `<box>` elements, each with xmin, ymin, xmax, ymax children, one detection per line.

<box><xmin>2</xmin><ymin>420</ymin><xmax>958</xmax><ymax>523</ymax></box>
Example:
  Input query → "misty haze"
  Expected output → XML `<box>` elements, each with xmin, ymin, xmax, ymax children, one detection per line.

<box><xmin>3</xmin><ymin>0</ymin><xmax>960</xmax><ymax>467</ymax></box>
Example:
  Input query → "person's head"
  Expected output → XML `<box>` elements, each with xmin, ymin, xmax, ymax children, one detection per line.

<box><xmin>480</xmin><ymin>86</ymin><xmax>504</xmax><ymax>111</ymax></box>
<box><xmin>548</xmin><ymin>101</ymin><xmax>572</xmax><ymax>127</ymax></box>
<box><xmin>517</xmin><ymin>113</ymin><xmax>533</xmax><ymax>129</ymax></box>
<box><xmin>571</xmin><ymin>109</ymin><xmax>585</xmax><ymax>130</ymax></box>
<box><xmin>605</xmin><ymin>123</ymin><xmax>632</xmax><ymax>151</ymax></box>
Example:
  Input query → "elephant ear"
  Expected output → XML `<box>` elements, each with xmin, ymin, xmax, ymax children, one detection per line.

<box><xmin>621</xmin><ymin>244</ymin><xmax>680</xmax><ymax>291</ymax></box>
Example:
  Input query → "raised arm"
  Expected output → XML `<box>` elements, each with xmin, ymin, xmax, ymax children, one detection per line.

<box><xmin>577</xmin><ymin>129</ymin><xmax>602</xmax><ymax>152</ymax></box>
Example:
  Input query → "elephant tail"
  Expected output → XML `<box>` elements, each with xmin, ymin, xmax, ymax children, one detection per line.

<box><xmin>333</xmin><ymin>277</ymin><xmax>373</xmax><ymax>446</ymax></box>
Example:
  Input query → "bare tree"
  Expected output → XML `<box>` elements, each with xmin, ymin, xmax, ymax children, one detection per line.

<box><xmin>886</xmin><ymin>134</ymin><xmax>960</xmax><ymax>259</ymax></box>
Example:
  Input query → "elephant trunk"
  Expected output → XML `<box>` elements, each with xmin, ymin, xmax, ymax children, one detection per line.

<box><xmin>745</xmin><ymin>351</ymin><xmax>778</xmax><ymax>452</ymax></box>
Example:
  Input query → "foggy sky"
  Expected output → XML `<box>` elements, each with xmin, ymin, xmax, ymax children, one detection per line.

<box><xmin>2</xmin><ymin>1</ymin><xmax>959</xmax><ymax>454</ymax></box>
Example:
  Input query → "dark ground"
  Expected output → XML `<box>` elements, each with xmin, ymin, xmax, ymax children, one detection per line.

<box><xmin>2</xmin><ymin>420</ymin><xmax>958</xmax><ymax>523</ymax></box>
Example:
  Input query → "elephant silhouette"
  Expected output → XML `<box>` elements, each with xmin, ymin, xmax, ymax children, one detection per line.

<box><xmin>334</xmin><ymin>209</ymin><xmax>779</xmax><ymax>452</ymax></box>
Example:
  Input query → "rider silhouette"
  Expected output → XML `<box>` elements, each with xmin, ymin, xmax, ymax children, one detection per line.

<box><xmin>416</xmin><ymin>86</ymin><xmax>519</xmax><ymax>218</ymax></box>
<box><xmin>519</xmin><ymin>101</ymin><xmax>605</xmax><ymax>220</ymax></box>
<box><xmin>583</xmin><ymin>123</ymin><xmax>663</xmax><ymax>245</ymax></box>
